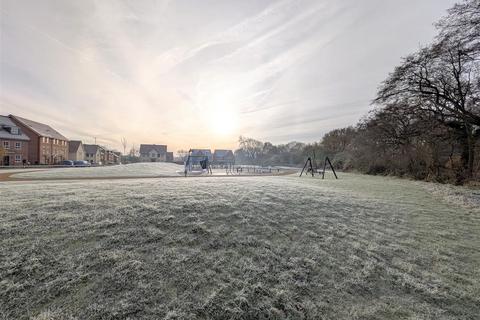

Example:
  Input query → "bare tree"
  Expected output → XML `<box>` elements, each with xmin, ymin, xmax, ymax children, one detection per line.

<box><xmin>238</xmin><ymin>136</ymin><xmax>263</xmax><ymax>164</ymax></box>
<box><xmin>375</xmin><ymin>7</ymin><xmax>480</xmax><ymax>179</ymax></box>
<box><xmin>121</xmin><ymin>137</ymin><xmax>127</xmax><ymax>155</ymax></box>
<box><xmin>129</xmin><ymin>144</ymin><xmax>139</xmax><ymax>157</ymax></box>
<box><xmin>177</xmin><ymin>149</ymin><xmax>189</xmax><ymax>160</ymax></box>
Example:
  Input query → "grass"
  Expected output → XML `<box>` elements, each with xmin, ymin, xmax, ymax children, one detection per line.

<box><xmin>10</xmin><ymin>163</ymin><xmax>185</xmax><ymax>179</ymax></box>
<box><xmin>8</xmin><ymin>163</ymin><xmax>292</xmax><ymax>180</ymax></box>
<box><xmin>1</xmin><ymin>173</ymin><xmax>479</xmax><ymax>319</ymax></box>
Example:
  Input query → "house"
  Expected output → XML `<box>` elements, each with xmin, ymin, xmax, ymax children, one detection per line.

<box><xmin>139</xmin><ymin>144</ymin><xmax>168</xmax><ymax>162</ymax></box>
<box><xmin>68</xmin><ymin>140</ymin><xmax>85</xmax><ymax>161</ymax></box>
<box><xmin>113</xmin><ymin>151</ymin><xmax>122</xmax><ymax>164</ymax></box>
<box><xmin>213</xmin><ymin>149</ymin><xmax>235</xmax><ymax>165</ymax></box>
<box><xmin>105</xmin><ymin>149</ymin><xmax>120</xmax><ymax>164</ymax></box>
<box><xmin>84</xmin><ymin>144</ymin><xmax>104</xmax><ymax>164</ymax></box>
<box><xmin>0</xmin><ymin>115</ymin><xmax>30</xmax><ymax>166</ymax></box>
<box><xmin>9</xmin><ymin>115</ymin><xmax>69</xmax><ymax>164</ymax></box>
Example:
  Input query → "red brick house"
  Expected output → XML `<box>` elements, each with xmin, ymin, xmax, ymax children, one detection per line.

<box><xmin>10</xmin><ymin>115</ymin><xmax>69</xmax><ymax>164</ymax></box>
<box><xmin>0</xmin><ymin>115</ymin><xmax>30</xmax><ymax>166</ymax></box>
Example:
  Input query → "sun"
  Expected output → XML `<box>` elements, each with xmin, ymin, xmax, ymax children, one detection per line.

<box><xmin>204</xmin><ymin>93</ymin><xmax>238</xmax><ymax>136</ymax></box>
<box><xmin>211</xmin><ymin>109</ymin><xmax>237</xmax><ymax>135</ymax></box>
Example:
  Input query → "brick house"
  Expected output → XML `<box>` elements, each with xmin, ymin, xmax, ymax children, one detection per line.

<box><xmin>105</xmin><ymin>149</ymin><xmax>120</xmax><ymax>164</ymax></box>
<box><xmin>113</xmin><ymin>151</ymin><xmax>121</xmax><ymax>164</ymax></box>
<box><xmin>9</xmin><ymin>115</ymin><xmax>69</xmax><ymax>164</ymax></box>
<box><xmin>0</xmin><ymin>115</ymin><xmax>30</xmax><ymax>166</ymax></box>
<box><xmin>139</xmin><ymin>144</ymin><xmax>168</xmax><ymax>162</ymax></box>
<box><xmin>68</xmin><ymin>140</ymin><xmax>85</xmax><ymax>161</ymax></box>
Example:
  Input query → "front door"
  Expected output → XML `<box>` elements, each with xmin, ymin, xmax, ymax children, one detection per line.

<box><xmin>3</xmin><ymin>156</ymin><xmax>9</xmax><ymax>166</ymax></box>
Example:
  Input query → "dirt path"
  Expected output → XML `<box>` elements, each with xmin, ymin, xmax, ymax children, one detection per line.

<box><xmin>0</xmin><ymin>170</ymin><xmax>297</xmax><ymax>182</ymax></box>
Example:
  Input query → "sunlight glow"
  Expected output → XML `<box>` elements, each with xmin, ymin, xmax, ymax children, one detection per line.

<box><xmin>210</xmin><ymin>108</ymin><xmax>237</xmax><ymax>135</ymax></box>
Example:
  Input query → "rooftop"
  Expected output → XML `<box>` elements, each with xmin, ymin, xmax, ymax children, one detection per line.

<box><xmin>140</xmin><ymin>144</ymin><xmax>167</xmax><ymax>154</ymax></box>
<box><xmin>0</xmin><ymin>115</ymin><xmax>31</xmax><ymax>141</ymax></box>
<box><xmin>10</xmin><ymin>115</ymin><xmax>68</xmax><ymax>140</ymax></box>
<box><xmin>68</xmin><ymin>140</ymin><xmax>83</xmax><ymax>153</ymax></box>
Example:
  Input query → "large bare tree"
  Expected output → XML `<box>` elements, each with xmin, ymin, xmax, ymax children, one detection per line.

<box><xmin>375</xmin><ymin>0</ymin><xmax>480</xmax><ymax>178</ymax></box>
<box><xmin>121</xmin><ymin>137</ymin><xmax>127</xmax><ymax>156</ymax></box>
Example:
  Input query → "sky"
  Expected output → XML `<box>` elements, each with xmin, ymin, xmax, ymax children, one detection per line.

<box><xmin>0</xmin><ymin>0</ymin><xmax>457</xmax><ymax>153</ymax></box>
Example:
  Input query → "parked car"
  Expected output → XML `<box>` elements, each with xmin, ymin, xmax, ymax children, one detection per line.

<box><xmin>62</xmin><ymin>160</ymin><xmax>74</xmax><ymax>166</ymax></box>
<box><xmin>74</xmin><ymin>160</ymin><xmax>91</xmax><ymax>167</ymax></box>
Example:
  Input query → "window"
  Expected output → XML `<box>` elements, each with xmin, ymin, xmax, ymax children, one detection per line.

<box><xmin>3</xmin><ymin>141</ymin><xmax>9</xmax><ymax>149</ymax></box>
<box><xmin>11</xmin><ymin>127</ymin><xmax>19</xmax><ymax>135</ymax></box>
<box><xmin>15</xmin><ymin>142</ymin><xmax>21</xmax><ymax>149</ymax></box>
<box><xmin>15</xmin><ymin>155</ymin><xmax>21</xmax><ymax>162</ymax></box>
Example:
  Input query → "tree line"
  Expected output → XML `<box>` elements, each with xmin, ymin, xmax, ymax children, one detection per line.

<box><xmin>235</xmin><ymin>0</ymin><xmax>479</xmax><ymax>184</ymax></box>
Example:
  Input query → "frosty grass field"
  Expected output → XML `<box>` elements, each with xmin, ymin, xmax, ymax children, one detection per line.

<box><xmin>1</xmin><ymin>167</ymin><xmax>479</xmax><ymax>319</ymax></box>
<box><xmin>10</xmin><ymin>162</ymin><xmax>185</xmax><ymax>179</ymax></box>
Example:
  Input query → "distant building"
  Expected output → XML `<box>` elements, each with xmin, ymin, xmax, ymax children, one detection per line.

<box><xmin>213</xmin><ymin>149</ymin><xmax>235</xmax><ymax>165</ymax></box>
<box><xmin>113</xmin><ymin>151</ymin><xmax>122</xmax><ymax>164</ymax></box>
<box><xmin>166</xmin><ymin>152</ymin><xmax>174</xmax><ymax>162</ymax></box>
<box><xmin>84</xmin><ymin>144</ymin><xmax>104</xmax><ymax>164</ymax></box>
<box><xmin>0</xmin><ymin>115</ymin><xmax>30</xmax><ymax>166</ymax></box>
<box><xmin>68</xmin><ymin>140</ymin><xmax>85</xmax><ymax>161</ymax></box>
<box><xmin>139</xmin><ymin>144</ymin><xmax>168</xmax><ymax>162</ymax></box>
<box><xmin>105</xmin><ymin>149</ymin><xmax>120</xmax><ymax>164</ymax></box>
<box><xmin>9</xmin><ymin>115</ymin><xmax>69</xmax><ymax>164</ymax></box>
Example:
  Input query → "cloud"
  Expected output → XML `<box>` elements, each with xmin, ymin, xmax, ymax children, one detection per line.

<box><xmin>0</xmin><ymin>0</ymin><xmax>457</xmax><ymax>151</ymax></box>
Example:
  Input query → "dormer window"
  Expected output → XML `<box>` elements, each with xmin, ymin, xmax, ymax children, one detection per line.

<box><xmin>11</xmin><ymin>127</ymin><xmax>19</xmax><ymax>134</ymax></box>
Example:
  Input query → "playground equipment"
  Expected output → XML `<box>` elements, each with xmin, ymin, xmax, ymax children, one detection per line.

<box><xmin>224</xmin><ymin>162</ymin><xmax>236</xmax><ymax>175</ymax></box>
<box><xmin>300</xmin><ymin>153</ymin><xmax>338</xmax><ymax>179</ymax></box>
<box><xmin>179</xmin><ymin>149</ymin><xmax>213</xmax><ymax>176</ymax></box>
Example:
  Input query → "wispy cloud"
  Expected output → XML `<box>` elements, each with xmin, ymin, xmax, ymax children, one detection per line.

<box><xmin>0</xmin><ymin>0</ymin><xmax>456</xmax><ymax>151</ymax></box>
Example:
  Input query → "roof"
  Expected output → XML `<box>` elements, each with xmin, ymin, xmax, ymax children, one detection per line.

<box><xmin>10</xmin><ymin>115</ymin><xmax>68</xmax><ymax>140</ymax></box>
<box><xmin>0</xmin><ymin>116</ymin><xmax>31</xmax><ymax>141</ymax></box>
<box><xmin>140</xmin><ymin>144</ymin><xmax>167</xmax><ymax>154</ymax></box>
<box><xmin>190</xmin><ymin>149</ymin><xmax>212</xmax><ymax>154</ymax></box>
<box><xmin>213</xmin><ymin>149</ymin><xmax>234</xmax><ymax>158</ymax></box>
<box><xmin>68</xmin><ymin>140</ymin><xmax>83</xmax><ymax>153</ymax></box>
<box><xmin>83</xmin><ymin>144</ymin><xmax>99</xmax><ymax>154</ymax></box>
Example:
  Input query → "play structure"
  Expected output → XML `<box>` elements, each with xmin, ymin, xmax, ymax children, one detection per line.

<box><xmin>179</xmin><ymin>149</ymin><xmax>213</xmax><ymax>176</ymax></box>
<box><xmin>300</xmin><ymin>153</ymin><xmax>338</xmax><ymax>179</ymax></box>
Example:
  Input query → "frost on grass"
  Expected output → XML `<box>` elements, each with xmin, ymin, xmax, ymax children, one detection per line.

<box><xmin>10</xmin><ymin>163</ymin><xmax>290</xmax><ymax>179</ymax></box>
<box><xmin>415</xmin><ymin>180</ymin><xmax>480</xmax><ymax>210</ymax></box>
<box><xmin>11</xmin><ymin>162</ymin><xmax>184</xmax><ymax>179</ymax></box>
<box><xmin>0</xmin><ymin>174</ymin><xmax>479</xmax><ymax>319</ymax></box>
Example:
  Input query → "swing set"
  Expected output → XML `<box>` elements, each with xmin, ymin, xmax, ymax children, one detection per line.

<box><xmin>299</xmin><ymin>152</ymin><xmax>338</xmax><ymax>179</ymax></box>
<box><xmin>181</xmin><ymin>149</ymin><xmax>213</xmax><ymax>176</ymax></box>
